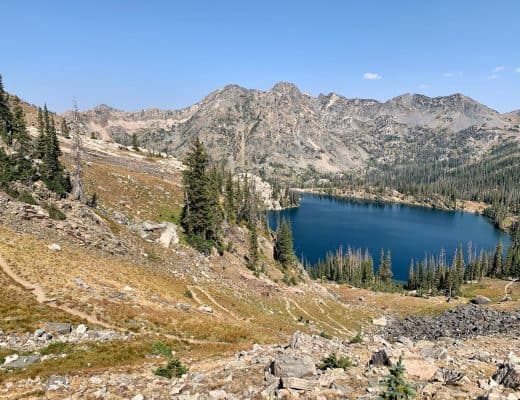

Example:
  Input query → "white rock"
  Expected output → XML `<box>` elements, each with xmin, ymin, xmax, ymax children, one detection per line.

<box><xmin>209</xmin><ymin>389</ymin><xmax>227</xmax><ymax>399</ymax></box>
<box><xmin>4</xmin><ymin>354</ymin><xmax>18</xmax><ymax>365</ymax></box>
<box><xmin>157</xmin><ymin>222</ymin><xmax>179</xmax><ymax>248</ymax></box>
<box><xmin>372</xmin><ymin>316</ymin><xmax>387</xmax><ymax>327</ymax></box>
<box><xmin>131</xmin><ymin>395</ymin><xmax>144</xmax><ymax>400</ymax></box>
<box><xmin>75</xmin><ymin>324</ymin><xmax>88</xmax><ymax>335</ymax></box>
<box><xmin>198</xmin><ymin>305</ymin><xmax>213</xmax><ymax>314</ymax></box>
<box><xmin>47</xmin><ymin>243</ymin><xmax>61</xmax><ymax>252</ymax></box>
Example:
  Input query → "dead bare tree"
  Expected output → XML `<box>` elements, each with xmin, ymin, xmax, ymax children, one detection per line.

<box><xmin>70</xmin><ymin>99</ymin><xmax>86</xmax><ymax>203</ymax></box>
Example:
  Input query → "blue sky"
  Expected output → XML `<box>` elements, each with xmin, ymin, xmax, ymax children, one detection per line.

<box><xmin>1</xmin><ymin>0</ymin><xmax>519</xmax><ymax>112</ymax></box>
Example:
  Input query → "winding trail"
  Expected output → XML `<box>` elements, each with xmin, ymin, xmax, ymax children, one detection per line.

<box><xmin>188</xmin><ymin>285</ymin><xmax>238</xmax><ymax>319</ymax></box>
<box><xmin>505</xmin><ymin>279</ymin><xmax>518</xmax><ymax>295</ymax></box>
<box><xmin>284</xmin><ymin>298</ymin><xmax>298</xmax><ymax>322</ymax></box>
<box><xmin>287</xmin><ymin>298</ymin><xmax>352</xmax><ymax>336</ymax></box>
<box><xmin>0</xmin><ymin>254</ymin><xmax>235</xmax><ymax>346</ymax></box>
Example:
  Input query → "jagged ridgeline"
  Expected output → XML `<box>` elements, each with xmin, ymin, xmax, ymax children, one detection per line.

<box><xmin>0</xmin><ymin>74</ymin><xmax>70</xmax><ymax>198</ymax></box>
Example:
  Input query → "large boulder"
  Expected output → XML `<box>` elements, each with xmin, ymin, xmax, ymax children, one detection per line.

<box><xmin>3</xmin><ymin>355</ymin><xmax>40</xmax><ymax>369</ymax></box>
<box><xmin>44</xmin><ymin>322</ymin><xmax>72</xmax><ymax>335</ymax></box>
<box><xmin>157</xmin><ymin>222</ymin><xmax>179</xmax><ymax>248</ymax></box>
<box><xmin>471</xmin><ymin>295</ymin><xmax>492</xmax><ymax>305</ymax></box>
<box><xmin>272</xmin><ymin>355</ymin><xmax>317</xmax><ymax>378</ymax></box>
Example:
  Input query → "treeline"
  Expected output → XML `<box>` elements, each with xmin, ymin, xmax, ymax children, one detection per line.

<box><xmin>306</xmin><ymin>224</ymin><xmax>520</xmax><ymax>295</ymax></box>
<box><xmin>0</xmin><ymin>74</ymin><xmax>70</xmax><ymax>197</ymax></box>
<box><xmin>407</xmin><ymin>231</ymin><xmax>520</xmax><ymax>294</ymax></box>
<box><xmin>313</xmin><ymin>140</ymin><xmax>520</xmax><ymax>229</ymax></box>
<box><xmin>306</xmin><ymin>248</ymin><xmax>400</xmax><ymax>291</ymax></box>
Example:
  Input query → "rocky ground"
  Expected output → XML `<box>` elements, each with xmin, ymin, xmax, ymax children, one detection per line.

<box><xmin>1</xmin><ymin>328</ymin><xmax>519</xmax><ymax>399</ymax></box>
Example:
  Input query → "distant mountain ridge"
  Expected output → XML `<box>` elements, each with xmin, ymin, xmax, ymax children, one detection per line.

<box><xmin>66</xmin><ymin>82</ymin><xmax>520</xmax><ymax>179</ymax></box>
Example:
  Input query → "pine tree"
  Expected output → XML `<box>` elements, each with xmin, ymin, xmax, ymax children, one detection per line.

<box><xmin>35</xmin><ymin>107</ymin><xmax>47</xmax><ymax>158</ymax></box>
<box><xmin>247</xmin><ymin>222</ymin><xmax>259</xmax><ymax>272</ymax></box>
<box><xmin>180</xmin><ymin>138</ymin><xmax>222</xmax><ymax>253</ymax></box>
<box><xmin>61</xmin><ymin>119</ymin><xmax>70</xmax><ymax>138</ymax></box>
<box><xmin>0</xmin><ymin>74</ymin><xmax>13</xmax><ymax>145</ymax></box>
<box><xmin>379</xmin><ymin>356</ymin><xmax>416</xmax><ymax>400</ymax></box>
<box><xmin>132</xmin><ymin>133</ymin><xmax>139</xmax><ymax>151</ymax></box>
<box><xmin>378</xmin><ymin>249</ymin><xmax>393</xmax><ymax>284</ymax></box>
<box><xmin>274</xmin><ymin>218</ymin><xmax>296</xmax><ymax>267</ymax></box>
<box><xmin>11</xmin><ymin>97</ymin><xmax>30</xmax><ymax>152</ymax></box>
<box><xmin>505</xmin><ymin>224</ymin><xmax>520</xmax><ymax>278</ymax></box>
<box><xmin>492</xmin><ymin>241</ymin><xmax>503</xmax><ymax>277</ymax></box>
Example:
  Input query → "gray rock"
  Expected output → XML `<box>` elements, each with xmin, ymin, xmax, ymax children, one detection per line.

<box><xmin>369</xmin><ymin>349</ymin><xmax>392</xmax><ymax>367</ymax></box>
<box><xmin>432</xmin><ymin>368</ymin><xmax>465</xmax><ymax>385</ymax></box>
<box><xmin>34</xmin><ymin>328</ymin><xmax>46</xmax><ymax>338</ymax></box>
<box><xmin>3</xmin><ymin>355</ymin><xmax>40</xmax><ymax>369</ymax></box>
<box><xmin>157</xmin><ymin>222</ymin><xmax>179</xmax><ymax>247</ymax></box>
<box><xmin>421</xmin><ymin>346</ymin><xmax>448</xmax><ymax>360</ymax></box>
<box><xmin>280</xmin><ymin>376</ymin><xmax>316</xmax><ymax>390</ymax></box>
<box><xmin>272</xmin><ymin>355</ymin><xmax>317</xmax><ymax>378</ymax></box>
<box><xmin>372</xmin><ymin>316</ymin><xmax>387</xmax><ymax>327</ymax></box>
<box><xmin>75</xmin><ymin>324</ymin><xmax>88</xmax><ymax>335</ymax></box>
<box><xmin>472</xmin><ymin>295</ymin><xmax>492</xmax><ymax>305</ymax></box>
<box><xmin>45</xmin><ymin>375</ymin><xmax>69</xmax><ymax>391</ymax></box>
<box><xmin>44</xmin><ymin>322</ymin><xmax>72</xmax><ymax>335</ymax></box>
<box><xmin>493</xmin><ymin>362</ymin><xmax>520</xmax><ymax>389</ymax></box>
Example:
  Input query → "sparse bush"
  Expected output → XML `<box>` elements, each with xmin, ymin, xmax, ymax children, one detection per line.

<box><xmin>40</xmin><ymin>341</ymin><xmax>69</xmax><ymax>355</ymax></box>
<box><xmin>350</xmin><ymin>331</ymin><xmax>364</xmax><ymax>344</ymax></box>
<box><xmin>379</xmin><ymin>356</ymin><xmax>416</xmax><ymax>399</ymax></box>
<box><xmin>318</xmin><ymin>353</ymin><xmax>352</xmax><ymax>370</ymax></box>
<box><xmin>17</xmin><ymin>190</ymin><xmax>37</xmax><ymax>205</ymax></box>
<box><xmin>151</xmin><ymin>342</ymin><xmax>172</xmax><ymax>358</ymax></box>
<box><xmin>319</xmin><ymin>331</ymin><xmax>333</xmax><ymax>340</ymax></box>
<box><xmin>42</xmin><ymin>202</ymin><xmax>66</xmax><ymax>220</ymax></box>
<box><xmin>153</xmin><ymin>358</ymin><xmax>188</xmax><ymax>379</ymax></box>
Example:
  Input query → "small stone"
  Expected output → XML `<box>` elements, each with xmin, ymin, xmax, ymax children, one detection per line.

<box><xmin>198</xmin><ymin>305</ymin><xmax>213</xmax><ymax>314</ymax></box>
<box><xmin>44</xmin><ymin>322</ymin><xmax>72</xmax><ymax>335</ymax></box>
<box><xmin>4</xmin><ymin>354</ymin><xmax>19</xmax><ymax>365</ymax></box>
<box><xmin>47</xmin><ymin>243</ymin><xmax>61</xmax><ymax>252</ymax></box>
<box><xmin>131</xmin><ymin>395</ymin><xmax>144</xmax><ymax>400</ymax></box>
<box><xmin>34</xmin><ymin>328</ymin><xmax>46</xmax><ymax>338</ymax></box>
<box><xmin>372</xmin><ymin>316</ymin><xmax>387</xmax><ymax>326</ymax></box>
<box><xmin>209</xmin><ymin>389</ymin><xmax>227</xmax><ymax>399</ymax></box>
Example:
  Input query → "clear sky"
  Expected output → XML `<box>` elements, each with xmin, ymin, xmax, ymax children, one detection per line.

<box><xmin>1</xmin><ymin>0</ymin><xmax>519</xmax><ymax>112</ymax></box>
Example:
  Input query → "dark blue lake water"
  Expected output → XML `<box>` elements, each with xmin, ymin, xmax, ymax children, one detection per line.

<box><xmin>268</xmin><ymin>194</ymin><xmax>510</xmax><ymax>281</ymax></box>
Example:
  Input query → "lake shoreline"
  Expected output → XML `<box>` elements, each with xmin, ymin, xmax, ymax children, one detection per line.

<box><xmin>294</xmin><ymin>187</ymin><xmax>489</xmax><ymax>214</ymax></box>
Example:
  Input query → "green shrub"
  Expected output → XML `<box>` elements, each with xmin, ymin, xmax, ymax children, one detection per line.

<box><xmin>151</xmin><ymin>342</ymin><xmax>172</xmax><ymax>358</ymax></box>
<box><xmin>350</xmin><ymin>331</ymin><xmax>364</xmax><ymax>344</ymax></box>
<box><xmin>42</xmin><ymin>202</ymin><xmax>66</xmax><ymax>220</ymax></box>
<box><xmin>318</xmin><ymin>353</ymin><xmax>352</xmax><ymax>370</ymax></box>
<box><xmin>17</xmin><ymin>190</ymin><xmax>37</xmax><ymax>205</ymax></box>
<box><xmin>40</xmin><ymin>341</ymin><xmax>70</xmax><ymax>355</ymax></box>
<box><xmin>153</xmin><ymin>358</ymin><xmax>188</xmax><ymax>379</ymax></box>
<box><xmin>319</xmin><ymin>331</ymin><xmax>333</xmax><ymax>340</ymax></box>
<box><xmin>184</xmin><ymin>289</ymin><xmax>193</xmax><ymax>299</ymax></box>
<box><xmin>379</xmin><ymin>356</ymin><xmax>416</xmax><ymax>399</ymax></box>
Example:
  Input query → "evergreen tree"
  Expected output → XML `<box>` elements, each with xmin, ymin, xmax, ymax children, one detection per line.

<box><xmin>11</xmin><ymin>97</ymin><xmax>30</xmax><ymax>152</ymax></box>
<box><xmin>247</xmin><ymin>222</ymin><xmax>259</xmax><ymax>272</ymax></box>
<box><xmin>505</xmin><ymin>224</ymin><xmax>520</xmax><ymax>278</ymax></box>
<box><xmin>274</xmin><ymin>218</ymin><xmax>295</xmax><ymax>267</ymax></box>
<box><xmin>0</xmin><ymin>74</ymin><xmax>13</xmax><ymax>145</ymax></box>
<box><xmin>180</xmin><ymin>138</ymin><xmax>222</xmax><ymax>253</ymax></box>
<box><xmin>60</xmin><ymin>119</ymin><xmax>70</xmax><ymax>138</ymax></box>
<box><xmin>132</xmin><ymin>132</ymin><xmax>139</xmax><ymax>151</ymax></box>
<box><xmin>35</xmin><ymin>107</ymin><xmax>47</xmax><ymax>158</ymax></box>
<box><xmin>492</xmin><ymin>241</ymin><xmax>503</xmax><ymax>277</ymax></box>
<box><xmin>378</xmin><ymin>249</ymin><xmax>393</xmax><ymax>284</ymax></box>
<box><xmin>379</xmin><ymin>356</ymin><xmax>416</xmax><ymax>400</ymax></box>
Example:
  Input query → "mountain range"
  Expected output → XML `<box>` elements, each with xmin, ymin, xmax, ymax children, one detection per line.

<box><xmin>69</xmin><ymin>82</ymin><xmax>520</xmax><ymax>179</ymax></box>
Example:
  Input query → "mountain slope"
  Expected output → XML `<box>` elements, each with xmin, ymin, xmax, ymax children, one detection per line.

<box><xmin>69</xmin><ymin>83</ymin><xmax>520</xmax><ymax>179</ymax></box>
